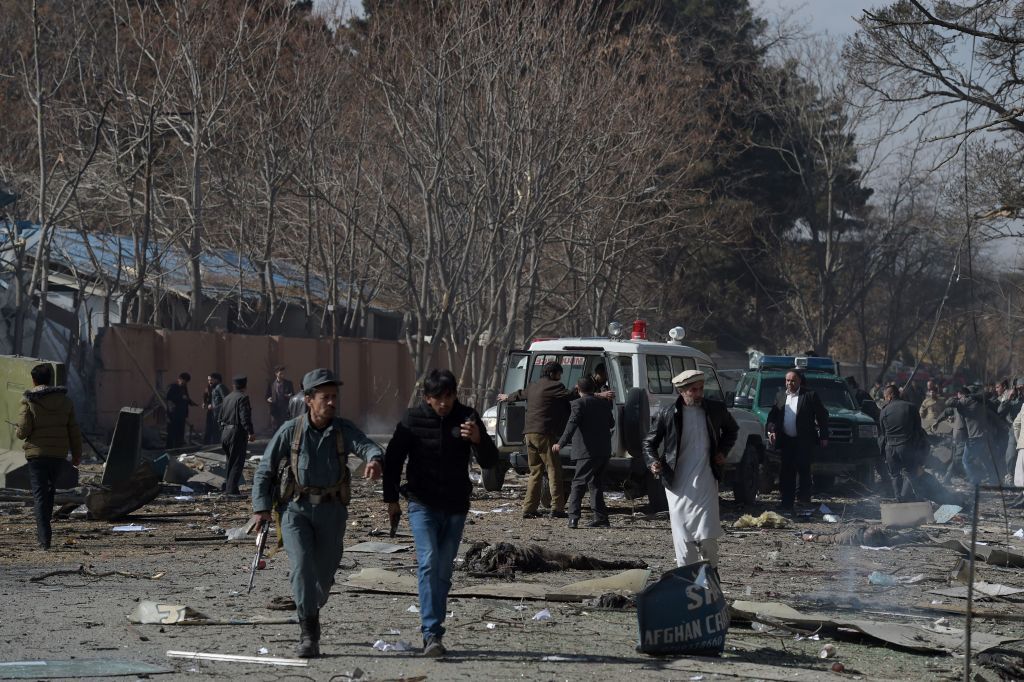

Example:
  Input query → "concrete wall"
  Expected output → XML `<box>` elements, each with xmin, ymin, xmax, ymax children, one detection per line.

<box><xmin>94</xmin><ymin>326</ymin><xmax>427</xmax><ymax>438</ymax></box>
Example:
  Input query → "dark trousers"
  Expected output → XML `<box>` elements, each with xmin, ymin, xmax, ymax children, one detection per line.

<box><xmin>28</xmin><ymin>458</ymin><xmax>62</xmax><ymax>549</ymax></box>
<box><xmin>567</xmin><ymin>456</ymin><xmax>609</xmax><ymax>522</ymax></box>
<box><xmin>944</xmin><ymin>438</ymin><xmax>965</xmax><ymax>481</ymax></box>
<box><xmin>886</xmin><ymin>446</ymin><xmax>961</xmax><ymax>506</ymax></box>
<box><xmin>779</xmin><ymin>438</ymin><xmax>812</xmax><ymax>507</ymax></box>
<box><xmin>221</xmin><ymin>426</ymin><xmax>248</xmax><ymax>495</ymax></box>
<box><xmin>167</xmin><ymin>415</ymin><xmax>186</xmax><ymax>448</ymax></box>
<box><xmin>204</xmin><ymin>412</ymin><xmax>221</xmax><ymax>445</ymax></box>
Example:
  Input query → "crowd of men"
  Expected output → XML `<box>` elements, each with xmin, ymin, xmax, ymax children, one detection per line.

<box><xmin>14</xmin><ymin>354</ymin><xmax>1024</xmax><ymax>662</ymax></box>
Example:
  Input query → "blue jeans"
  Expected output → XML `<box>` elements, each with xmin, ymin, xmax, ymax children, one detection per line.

<box><xmin>962</xmin><ymin>437</ymin><xmax>1000</xmax><ymax>486</ymax></box>
<box><xmin>408</xmin><ymin>500</ymin><xmax>466</xmax><ymax>640</ymax></box>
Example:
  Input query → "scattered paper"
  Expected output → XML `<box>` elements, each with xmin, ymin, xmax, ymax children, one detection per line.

<box><xmin>258</xmin><ymin>647</ymin><xmax>268</xmax><ymax>655</ymax></box>
<box><xmin>1014</xmin><ymin>528</ymin><xmax>1024</xmax><ymax>539</ymax></box>
<box><xmin>386</xmin><ymin>628</ymin><xmax>401</xmax><ymax>635</ymax></box>
<box><xmin>819</xmin><ymin>504</ymin><xmax>833</xmax><ymax>514</ymax></box>
<box><xmin>172</xmin><ymin>496</ymin><xmax>193</xmax><ymax>501</ymax></box>
<box><xmin>372</xmin><ymin>639</ymin><xmax>412</xmax><ymax>652</ymax></box>
<box><xmin>532</xmin><ymin>608</ymin><xmax>552</xmax><ymax>621</ymax></box>
<box><xmin>180</xmin><ymin>485</ymin><xmax>194</xmax><ymax>493</ymax></box>
<box><xmin>514</xmin><ymin>604</ymin><xmax>528</xmax><ymax>611</ymax></box>
<box><xmin>112</xmin><ymin>524</ymin><xmax>153</xmax><ymax>532</ymax></box>
<box><xmin>860</xmin><ymin>545</ymin><xmax>894</xmax><ymax>551</ymax></box>
<box><xmin>406</xmin><ymin>604</ymin><xmax>419</xmax><ymax>613</ymax></box>
<box><xmin>486</xmin><ymin>622</ymin><xmax>497</xmax><ymax>629</ymax></box>
<box><xmin>822</xmin><ymin>514</ymin><xmax>839</xmax><ymax>523</ymax></box>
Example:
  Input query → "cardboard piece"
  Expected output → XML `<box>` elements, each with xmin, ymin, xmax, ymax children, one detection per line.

<box><xmin>344</xmin><ymin>567</ymin><xmax>649</xmax><ymax>601</ymax></box>
<box><xmin>881</xmin><ymin>502</ymin><xmax>934</xmax><ymax>528</ymax></box>
<box><xmin>548</xmin><ymin>569</ymin><xmax>651</xmax><ymax>601</ymax></box>
<box><xmin>346</xmin><ymin>542</ymin><xmax>411</xmax><ymax>554</ymax></box>
<box><xmin>186</xmin><ymin>471</ymin><xmax>225</xmax><ymax>492</ymax></box>
<box><xmin>932</xmin><ymin>504</ymin><xmax>962</xmax><ymax>524</ymax></box>
<box><xmin>930</xmin><ymin>537</ymin><xmax>1024</xmax><ymax>568</ymax></box>
<box><xmin>730</xmin><ymin>600</ymin><xmax>1019</xmax><ymax>654</ymax></box>
<box><xmin>929</xmin><ymin>581</ymin><xmax>1024</xmax><ymax>600</ymax></box>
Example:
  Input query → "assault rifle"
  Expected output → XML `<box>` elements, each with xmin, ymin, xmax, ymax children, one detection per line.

<box><xmin>247</xmin><ymin>519</ymin><xmax>269</xmax><ymax>593</ymax></box>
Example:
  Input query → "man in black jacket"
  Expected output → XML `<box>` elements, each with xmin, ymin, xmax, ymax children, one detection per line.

<box><xmin>219</xmin><ymin>376</ymin><xmax>256</xmax><ymax>495</ymax></box>
<box><xmin>497</xmin><ymin>361</ymin><xmax>572</xmax><ymax>518</ymax></box>
<box><xmin>643</xmin><ymin>370</ymin><xmax>738</xmax><ymax>567</ymax></box>
<box><xmin>166</xmin><ymin>372</ymin><xmax>198</xmax><ymax>448</ymax></box>
<box><xmin>879</xmin><ymin>384</ymin><xmax>960</xmax><ymax>505</ymax></box>
<box><xmin>766</xmin><ymin>369</ymin><xmax>829</xmax><ymax>510</ymax></box>
<box><xmin>383</xmin><ymin>369</ymin><xmax>498</xmax><ymax>658</ymax></box>
<box><xmin>554</xmin><ymin>376</ymin><xmax>614</xmax><ymax>529</ymax></box>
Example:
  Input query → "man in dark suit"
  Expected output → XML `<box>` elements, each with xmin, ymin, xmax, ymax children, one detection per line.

<box><xmin>266</xmin><ymin>365</ymin><xmax>295</xmax><ymax>434</ymax></box>
<box><xmin>554</xmin><ymin>376</ymin><xmax>615</xmax><ymax>529</ymax></box>
<box><xmin>166</xmin><ymin>372</ymin><xmax>198</xmax><ymax>448</ymax></box>
<box><xmin>766</xmin><ymin>369</ymin><xmax>829</xmax><ymax>510</ymax></box>
<box><xmin>498</xmin><ymin>361</ymin><xmax>572</xmax><ymax>519</ymax></box>
<box><xmin>878</xmin><ymin>384</ymin><xmax>961</xmax><ymax>505</ymax></box>
<box><xmin>220</xmin><ymin>376</ymin><xmax>256</xmax><ymax>495</ymax></box>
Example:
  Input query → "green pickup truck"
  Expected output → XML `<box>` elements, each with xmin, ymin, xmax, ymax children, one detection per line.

<box><xmin>732</xmin><ymin>356</ymin><xmax>881</xmax><ymax>490</ymax></box>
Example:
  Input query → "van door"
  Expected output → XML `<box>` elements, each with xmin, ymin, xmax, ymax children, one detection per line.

<box><xmin>497</xmin><ymin>352</ymin><xmax>530</xmax><ymax>447</ymax></box>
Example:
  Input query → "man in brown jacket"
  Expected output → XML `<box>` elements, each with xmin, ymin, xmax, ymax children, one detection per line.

<box><xmin>498</xmin><ymin>361</ymin><xmax>571</xmax><ymax>519</ymax></box>
<box><xmin>16</xmin><ymin>363</ymin><xmax>83</xmax><ymax>549</ymax></box>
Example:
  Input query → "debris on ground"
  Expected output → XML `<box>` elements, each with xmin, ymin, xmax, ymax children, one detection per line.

<box><xmin>881</xmin><ymin>502</ymin><xmax>934</xmax><ymax>528</ymax></box>
<box><xmin>637</xmin><ymin>563</ymin><xmax>729</xmax><ymax>656</ymax></box>
<box><xmin>867</xmin><ymin>571</ymin><xmax>925</xmax><ymax>586</ymax></box>
<box><xmin>801</xmin><ymin>524</ymin><xmax>928</xmax><ymax>547</ymax></box>
<box><xmin>372</xmin><ymin>639</ymin><xmax>413</xmax><ymax>652</ymax></box>
<box><xmin>462</xmin><ymin>541</ymin><xmax>648</xmax><ymax>574</ymax></box>
<box><xmin>733</xmin><ymin>511</ymin><xmax>788</xmax><ymax>529</ymax></box>
<box><xmin>583</xmin><ymin>592</ymin><xmax>636</xmax><ymax>609</ymax></box>
<box><xmin>166</xmin><ymin>650</ymin><xmax>308</xmax><ymax>667</ymax></box>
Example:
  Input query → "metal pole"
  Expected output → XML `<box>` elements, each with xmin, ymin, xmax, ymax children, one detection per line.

<box><xmin>963</xmin><ymin>484</ymin><xmax>980</xmax><ymax>682</ymax></box>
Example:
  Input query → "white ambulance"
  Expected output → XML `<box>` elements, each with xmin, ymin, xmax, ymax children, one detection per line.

<box><xmin>482</xmin><ymin>321</ymin><xmax>765</xmax><ymax>508</ymax></box>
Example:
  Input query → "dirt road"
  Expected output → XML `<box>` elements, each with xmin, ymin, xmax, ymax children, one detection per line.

<box><xmin>1</xmin><ymin>465</ymin><xmax>1022</xmax><ymax>681</ymax></box>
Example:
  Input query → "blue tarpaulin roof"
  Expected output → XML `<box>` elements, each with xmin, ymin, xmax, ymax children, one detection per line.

<box><xmin>0</xmin><ymin>222</ymin><xmax>374</xmax><ymax>307</ymax></box>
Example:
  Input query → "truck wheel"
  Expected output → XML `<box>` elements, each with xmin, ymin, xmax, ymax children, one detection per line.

<box><xmin>622</xmin><ymin>388</ymin><xmax>650</xmax><ymax>458</ymax></box>
<box><xmin>481</xmin><ymin>463</ymin><xmax>507</xmax><ymax>492</ymax></box>
<box><xmin>732</xmin><ymin>442</ymin><xmax>760</xmax><ymax>506</ymax></box>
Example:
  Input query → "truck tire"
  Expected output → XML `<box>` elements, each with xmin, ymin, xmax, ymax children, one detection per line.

<box><xmin>732</xmin><ymin>442</ymin><xmax>760</xmax><ymax>506</ymax></box>
<box><xmin>622</xmin><ymin>388</ymin><xmax>650</xmax><ymax>459</ymax></box>
<box><xmin>481</xmin><ymin>463</ymin><xmax>507</xmax><ymax>492</ymax></box>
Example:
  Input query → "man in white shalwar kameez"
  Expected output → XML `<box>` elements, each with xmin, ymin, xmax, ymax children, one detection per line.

<box><xmin>643</xmin><ymin>370</ymin><xmax>738</xmax><ymax>567</ymax></box>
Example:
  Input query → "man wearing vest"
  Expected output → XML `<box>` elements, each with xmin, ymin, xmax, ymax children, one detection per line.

<box><xmin>250</xmin><ymin>368</ymin><xmax>384</xmax><ymax>658</ymax></box>
<box><xmin>382</xmin><ymin>369</ymin><xmax>498</xmax><ymax>657</ymax></box>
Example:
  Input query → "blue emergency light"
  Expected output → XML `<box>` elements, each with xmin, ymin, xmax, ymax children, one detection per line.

<box><xmin>758</xmin><ymin>355</ymin><xmax>836</xmax><ymax>374</ymax></box>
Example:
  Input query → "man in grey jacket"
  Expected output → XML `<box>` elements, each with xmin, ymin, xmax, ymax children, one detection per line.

<box><xmin>946</xmin><ymin>386</ymin><xmax>1002</xmax><ymax>486</ymax></box>
<box><xmin>554</xmin><ymin>376</ymin><xmax>614</xmax><ymax>529</ymax></box>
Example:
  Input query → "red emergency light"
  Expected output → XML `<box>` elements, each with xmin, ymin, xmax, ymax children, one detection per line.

<box><xmin>631</xmin><ymin>319</ymin><xmax>647</xmax><ymax>340</ymax></box>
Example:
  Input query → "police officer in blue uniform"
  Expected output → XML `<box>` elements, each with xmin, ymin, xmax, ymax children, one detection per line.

<box><xmin>250</xmin><ymin>368</ymin><xmax>384</xmax><ymax>658</ymax></box>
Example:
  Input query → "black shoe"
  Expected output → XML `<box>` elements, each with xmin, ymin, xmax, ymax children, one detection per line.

<box><xmin>549</xmin><ymin>510</ymin><xmax>567</xmax><ymax>519</ymax></box>
<box><xmin>295</xmin><ymin>616</ymin><xmax>320</xmax><ymax>658</ymax></box>
<box><xmin>567</xmin><ymin>517</ymin><xmax>578</xmax><ymax>529</ymax></box>
<box><xmin>586</xmin><ymin>518</ymin><xmax>610</xmax><ymax>528</ymax></box>
<box><xmin>522</xmin><ymin>510</ymin><xmax>540</xmax><ymax>519</ymax></box>
<box><xmin>423</xmin><ymin>635</ymin><xmax>446</xmax><ymax>657</ymax></box>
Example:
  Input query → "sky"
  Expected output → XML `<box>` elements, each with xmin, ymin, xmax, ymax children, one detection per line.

<box><xmin>756</xmin><ymin>0</ymin><xmax>867</xmax><ymax>37</ymax></box>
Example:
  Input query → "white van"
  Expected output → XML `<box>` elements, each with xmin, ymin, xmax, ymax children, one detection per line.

<box><xmin>483</xmin><ymin>321</ymin><xmax>765</xmax><ymax>508</ymax></box>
